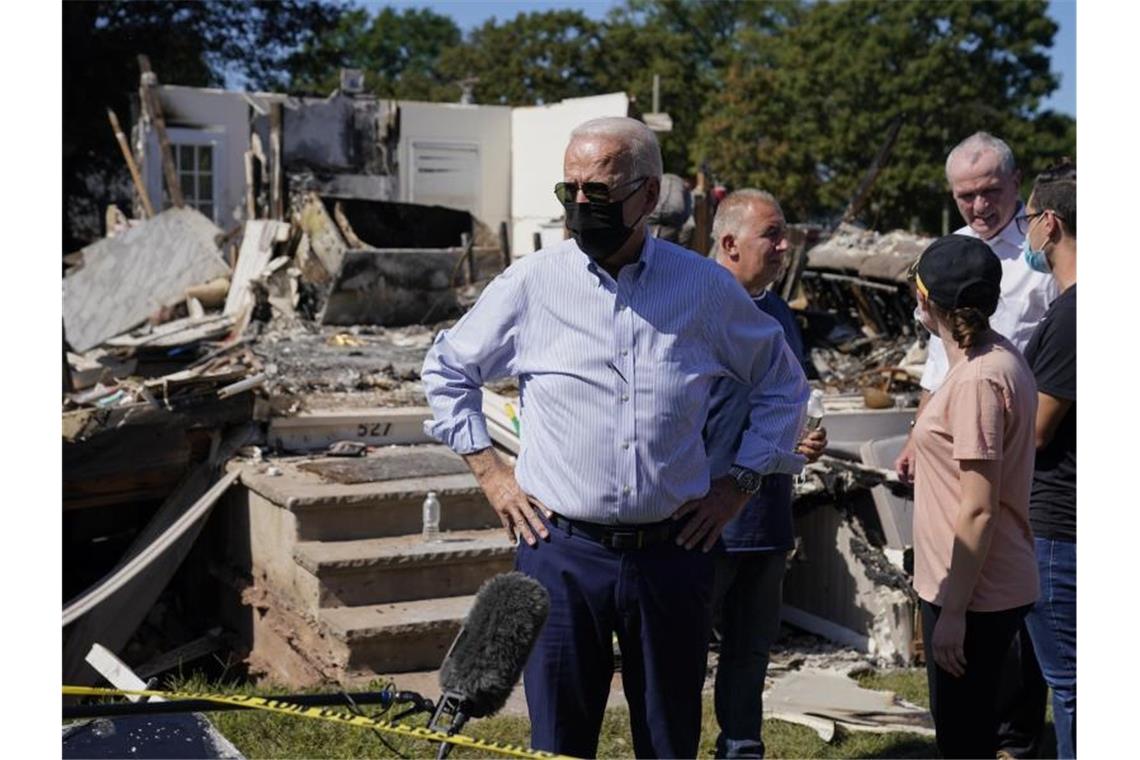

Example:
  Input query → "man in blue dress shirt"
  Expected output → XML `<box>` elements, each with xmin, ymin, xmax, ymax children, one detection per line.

<box><xmin>703</xmin><ymin>190</ymin><xmax>827</xmax><ymax>758</ymax></box>
<box><xmin>421</xmin><ymin>118</ymin><xmax>810</xmax><ymax>758</ymax></box>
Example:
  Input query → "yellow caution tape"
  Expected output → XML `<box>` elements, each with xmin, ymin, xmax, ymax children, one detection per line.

<box><xmin>63</xmin><ymin>685</ymin><xmax>572</xmax><ymax>760</ymax></box>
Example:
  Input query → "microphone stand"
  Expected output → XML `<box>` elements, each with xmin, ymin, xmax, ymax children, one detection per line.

<box><xmin>428</xmin><ymin>690</ymin><xmax>470</xmax><ymax>760</ymax></box>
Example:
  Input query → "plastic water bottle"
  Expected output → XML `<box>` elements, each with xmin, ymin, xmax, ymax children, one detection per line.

<box><xmin>805</xmin><ymin>389</ymin><xmax>825</xmax><ymax>432</ymax></box>
<box><xmin>422</xmin><ymin>491</ymin><xmax>441</xmax><ymax>543</ymax></box>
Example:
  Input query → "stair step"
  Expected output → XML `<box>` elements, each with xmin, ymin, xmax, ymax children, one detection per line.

<box><xmin>232</xmin><ymin>446</ymin><xmax>498</xmax><ymax>540</ymax></box>
<box><xmin>295</xmin><ymin>529</ymin><xmax>515</xmax><ymax>609</ymax></box>
<box><xmin>321</xmin><ymin>595</ymin><xmax>476</xmax><ymax>674</ymax></box>
<box><xmin>268</xmin><ymin>407</ymin><xmax>433</xmax><ymax>452</ymax></box>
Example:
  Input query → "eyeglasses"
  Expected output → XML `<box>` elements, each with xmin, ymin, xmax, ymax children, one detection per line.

<box><xmin>1014</xmin><ymin>210</ymin><xmax>1048</xmax><ymax>235</ymax></box>
<box><xmin>554</xmin><ymin>176</ymin><xmax>648</xmax><ymax>205</ymax></box>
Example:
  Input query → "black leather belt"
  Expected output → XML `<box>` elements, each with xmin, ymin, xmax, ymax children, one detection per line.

<box><xmin>548</xmin><ymin>512</ymin><xmax>678</xmax><ymax>550</ymax></box>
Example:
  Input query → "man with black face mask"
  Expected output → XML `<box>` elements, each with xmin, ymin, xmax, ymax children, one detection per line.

<box><xmin>422</xmin><ymin>117</ymin><xmax>810</xmax><ymax>758</ymax></box>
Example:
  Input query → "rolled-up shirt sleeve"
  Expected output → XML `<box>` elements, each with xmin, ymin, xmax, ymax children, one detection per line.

<box><xmin>421</xmin><ymin>267</ymin><xmax>525</xmax><ymax>454</ymax></box>
<box><xmin>707</xmin><ymin>273</ymin><xmax>810</xmax><ymax>475</ymax></box>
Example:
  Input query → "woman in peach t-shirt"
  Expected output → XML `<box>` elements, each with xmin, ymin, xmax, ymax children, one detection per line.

<box><xmin>910</xmin><ymin>235</ymin><xmax>1039</xmax><ymax>759</ymax></box>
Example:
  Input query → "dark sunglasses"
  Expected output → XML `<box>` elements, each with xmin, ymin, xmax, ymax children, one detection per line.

<box><xmin>554</xmin><ymin>176</ymin><xmax>647</xmax><ymax>205</ymax></box>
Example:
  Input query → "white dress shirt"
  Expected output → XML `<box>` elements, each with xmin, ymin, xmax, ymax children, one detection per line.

<box><xmin>920</xmin><ymin>205</ymin><xmax>1059</xmax><ymax>391</ymax></box>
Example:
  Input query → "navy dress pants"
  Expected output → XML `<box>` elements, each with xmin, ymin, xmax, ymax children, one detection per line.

<box><xmin>515</xmin><ymin>514</ymin><xmax>717</xmax><ymax>759</ymax></box>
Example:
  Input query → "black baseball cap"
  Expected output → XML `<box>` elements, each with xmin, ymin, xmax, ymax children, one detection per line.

<box><xmin>913</xmin><ymin>234</ymin><xmax>1002</xmax><ymax>315</ymax></box>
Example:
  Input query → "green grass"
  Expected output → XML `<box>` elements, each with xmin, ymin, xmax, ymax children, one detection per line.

<box><xmin>121</xmin><ymin>669</ymin><xmax>941</xmax><ymax>759</ymax></box>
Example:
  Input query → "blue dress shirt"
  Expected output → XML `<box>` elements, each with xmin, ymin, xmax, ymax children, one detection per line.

<box><xmin>705</xmin><ymin>291</ymin><xmax>811</xmax><ymax>552</ymax></box>
<box><xmin>421</xmin><ymin>235</ymin><xmax>809</xmax><ymax>525</ymax></box>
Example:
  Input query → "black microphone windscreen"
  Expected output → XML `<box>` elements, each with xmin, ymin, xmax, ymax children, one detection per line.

<box><xmin>438</xmin><ymin>571</ymin><xmax>550</xmax><ymax>718</ymax></box>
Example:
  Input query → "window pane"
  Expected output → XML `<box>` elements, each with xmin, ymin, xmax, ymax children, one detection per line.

<box><xmin>181</xmin><ymin>174</ymin><xmax>195</xmax><ymax>199</ymax></box>
<box><xmin>198</xmin><ymin>147</ymin><xmax>213</xmax><ymax>172</ymax></box>
<box><xmin>201</xmin><ymin>203</ymin><xmax>214</xmax><ymax>221</ymax></box>
<box><xmin>179</xmin><ymin>145</ymin><xmax>193</xmax><ymax>170</ymax></box>
<box><xmin>198</xmin><ymin>174</ymin><xmax>213</xmax><ymax>201</ymax></box>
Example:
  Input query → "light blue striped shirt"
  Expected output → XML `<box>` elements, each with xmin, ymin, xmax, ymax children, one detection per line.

<box><xmin>421</xmin><ymin>235</ymin><xmax>809</xmax><ymax>524</ymax></box>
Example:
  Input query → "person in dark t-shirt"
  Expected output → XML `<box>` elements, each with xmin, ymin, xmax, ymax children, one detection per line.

<box><xmin>1020</xmin><ymin>160</ymin><xmax>1077</xmax><ymax>759</ymax></box>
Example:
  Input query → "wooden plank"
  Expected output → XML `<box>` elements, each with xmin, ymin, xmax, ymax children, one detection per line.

<box><xmin>107</xmin><ymin>108</ymin><xmax>155</xmax><ymax>218</ymax></box>
<box><xmin>85</xmin><ymin>644</ymin><xmax>165</xmax><ymax>702</ymax></box>
<box><xmin>137</xmin><ymin>55</ymin><xmax>184</xmax><ymax>208</ymax></box>
<box><xmin>104</xmin><ymin>313</ymin><xmax>234</xmax><ymax>349</ymax></box>
<box><xmin>224</xmin><ymin>220</ymin><xmax>290</xmax><ymax>317</ymax></box>
<box><xmin>62</xmin><ymin>208</ymin><xmax>229</xmax><ymax>352</ymax></box>
<box><xmin>270</xmin><ymin>103</ymin><xmax>284</xmax><ymax>220</ymax></box>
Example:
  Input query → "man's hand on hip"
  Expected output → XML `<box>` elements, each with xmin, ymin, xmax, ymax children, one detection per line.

<box><xmin>670</xmin><ymin>477</ymin><xmax>750</xmax><ymax>552</ymax></box>
<box><xmin>463</xmin><ymin>448</ymin><xmax>550</xmax><ymax>546</ymax></box>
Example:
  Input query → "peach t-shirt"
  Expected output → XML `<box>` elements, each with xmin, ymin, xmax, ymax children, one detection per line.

<box><xmin>912</xmin><ymin>335</ymin><xmax>1039</xmax><ymax>612</ymax></box>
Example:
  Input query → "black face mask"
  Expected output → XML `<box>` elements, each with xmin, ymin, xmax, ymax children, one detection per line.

<box><xmin>563</xmin><ymin>201</ymin><xmax>637</xmax><ymax>262</ymax></box>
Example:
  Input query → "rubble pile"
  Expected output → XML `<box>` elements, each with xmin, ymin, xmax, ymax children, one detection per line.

<box><xmin>791</xmin><ymin>223</ymin><xmax>933</xmax><ymax>398</ymax></box>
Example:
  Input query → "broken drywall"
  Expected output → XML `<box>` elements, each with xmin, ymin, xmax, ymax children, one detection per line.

<box><xmin>764</xmin><ymin>667</ymin><xmax>933</xmax><ymax>742</ymax></box>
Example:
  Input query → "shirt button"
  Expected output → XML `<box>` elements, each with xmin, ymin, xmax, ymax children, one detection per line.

<box><xmin>621</xmin><ymin>393</ymin><xmax>629</xmax><ymax>402</ymax></box>
<box><xmin>622</xmin><ymin>485</ymin><xmax>631</xmax><ymax>495</ymax></box>
<box><xmin>621</xmin><ymin>441</ymin><xmax>630</xmax><ymax>449</ymax></box>
<box><xmin>621</xmin><ymin>349</ymin><xmax>628</xmax><ymax>356</ymax></box>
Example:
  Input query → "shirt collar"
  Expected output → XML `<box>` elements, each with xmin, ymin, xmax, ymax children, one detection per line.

<box><xmin>959</xmin><ymin>202</ymin><xmax>1025</xmax><ymax>259</ymax></box>
<box><xmin>580</xmin><ymin>230</ymin><xmax>656</xmax><ymax>284</ymax></box>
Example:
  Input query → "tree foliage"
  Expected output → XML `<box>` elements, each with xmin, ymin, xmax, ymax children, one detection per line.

<box><xmin>436</xmin><ymin>11</ymin><xmax>605</xmax><ymax>106</ymax></box>
<box><xmin>62</xmin><ymin>0</ymin><xmax>1075</xmax><ymax>245</ymax></box>
<box><xmin>693</xmin><ymin>0</ymin><xmax>1071</xmax><ymax>231</ymax></box>
<box><xmin>287</xmin><ymin>7</ymin><xmax>461</xmax><ymax>99</ymax></box>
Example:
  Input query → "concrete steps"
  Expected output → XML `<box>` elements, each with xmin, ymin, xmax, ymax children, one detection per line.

<box><xmin>321</xmin><ymin>595</ymin><xmax>476</xmax><ymax>675</ymax></box>
<box><xmin>236</xmin><ymin>447</ymin><xmax>498</xmax><ymax>541</ymax></box>
<box><xmin>294</xmin><ymin>529</ymin><xmax>514</xmax><ymax>609</ymax></box>
<box><xmin>222</xmin><ymin>438</ymin><xmax>514</xmax><ymax>682</ymax></box>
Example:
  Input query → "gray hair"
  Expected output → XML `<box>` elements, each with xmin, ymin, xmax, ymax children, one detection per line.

<box><xmin>946</xmin><ymin>131</ymin><xmax>1017</xmax><ymax>180</ymax></box>
<box><xmin>710</xmin><ymin>189</ymin><xmax>783</xmax><ymax>260</ymax></box>
<box><xmin>568</xmin><ymin>116</ymin><xmax>663</xmax><ymax>181</ymax></box>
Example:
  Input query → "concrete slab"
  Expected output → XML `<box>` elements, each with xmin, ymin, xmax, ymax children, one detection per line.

<box><xmin>297</xmin><ymin>447</ymin><xmax>469</xmax><ymax>484</ymax></box>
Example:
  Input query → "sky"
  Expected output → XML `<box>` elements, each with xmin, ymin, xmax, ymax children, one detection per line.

<box><xmin>361</xmin><ymin>0</ymin><xmax>1077</xmax><ymax>117</ymax></box>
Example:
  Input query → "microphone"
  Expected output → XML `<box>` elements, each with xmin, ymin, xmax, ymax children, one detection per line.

<box><xmin>429</xmin><ymin>571</ymin><xmax>550</xmax><ymax>757</ymax></box>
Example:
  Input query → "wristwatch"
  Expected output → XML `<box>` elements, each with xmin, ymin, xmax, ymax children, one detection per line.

<box><xmin>728</xmin><ymin>465</ymin><xmax>763</xmax><ymax>495</ymax></box>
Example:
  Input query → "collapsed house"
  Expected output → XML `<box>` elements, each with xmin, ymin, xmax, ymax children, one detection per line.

<box><xmin>63</xmin><ymin>62</ymin><xmax>935</xmax><ymax>693</ymax></box>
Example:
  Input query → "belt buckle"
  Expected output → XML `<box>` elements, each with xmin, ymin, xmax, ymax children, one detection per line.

<box><xmin>610</xmin><ymin>530</ymin><xmax>643</xmax><ymax>550</ymax></box>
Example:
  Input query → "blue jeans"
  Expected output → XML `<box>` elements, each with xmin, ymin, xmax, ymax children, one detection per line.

<box><xmin>711</xmin><ymin>551</ymin><xmax>788</xmax><ymax>759</ymax></box>
<box><xmin>1024</xmin><ymin>537</ymin><xmax>1077</xmax><ymax>758</ymax></box>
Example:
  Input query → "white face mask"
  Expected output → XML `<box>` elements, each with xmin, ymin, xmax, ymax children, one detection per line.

<box><xmin>913</xmin><ymin>298</ymin><xmax>938</xmax><ymax>334</ymax></box>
